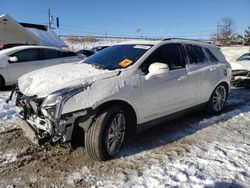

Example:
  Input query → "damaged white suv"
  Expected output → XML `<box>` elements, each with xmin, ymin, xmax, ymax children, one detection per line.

<box><xmin>10</xmin><ymin>39</ymin><xmax>231</xmax><ymax>161</ymax></box>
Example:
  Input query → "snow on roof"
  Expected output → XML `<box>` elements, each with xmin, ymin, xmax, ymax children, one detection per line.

<box><xmin>0</xmin><ymin>14</ymin><xmax>67</xmax><ymax>48</ymax></box>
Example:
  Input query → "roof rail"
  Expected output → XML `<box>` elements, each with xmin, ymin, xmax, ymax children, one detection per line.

<box><xmin>163</xmin><ymin>38</ymin><xmax>214</xmax><ymax>44</ymax></box>
<box><xmin>163</xmin><ymin>38</ymin><xmax>209</xmax><ymax>42</ymax></box>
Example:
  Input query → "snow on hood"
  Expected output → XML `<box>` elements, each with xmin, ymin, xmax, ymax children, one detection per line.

<box><xmin>231</xmin><ymin>61</ymin><xmax>250</xmax><ymax>71</ymax></box>
<box><xmin>18</xmin><ymin>62</ymin><xmax>118</xmax><ymax>98</ymax></box>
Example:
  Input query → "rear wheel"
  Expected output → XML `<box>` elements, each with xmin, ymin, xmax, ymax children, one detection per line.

<box><xmin>208</xmin><ymin>83</ymin><xmax>228</xmax><ymax>114</ymax></box>
<box><xmin>85</xmin><ymin>105</ymin><xmax>127</xmax><ymax>161</ymax></box>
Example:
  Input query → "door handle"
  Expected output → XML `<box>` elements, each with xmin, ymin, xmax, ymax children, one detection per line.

<box><xmin>178</xmin><ymin>75</ymin><xmax>188</xmax><ymax>81</ymax></box>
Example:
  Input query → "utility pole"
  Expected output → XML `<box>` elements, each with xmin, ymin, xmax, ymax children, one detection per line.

<box><xmin>216</xmin><ymin>22</ymin><xmax>222</xmax><ymax>45</ymax></box>
<box><xmin>48</xmin><ymin>9</ymin><xmax>52</xmax><ymax>29</ymax></box>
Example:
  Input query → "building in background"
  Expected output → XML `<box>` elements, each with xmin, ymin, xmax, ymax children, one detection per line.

<box><xmin>0</xmin><ymin>14</ymin><xmax>67</xmax><ymax>49</ymax></box>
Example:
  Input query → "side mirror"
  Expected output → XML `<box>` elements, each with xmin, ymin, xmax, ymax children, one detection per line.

<box><xmin>8</xmin><ymin>56</ymin><xmax>18</xmax><ymax>63</ymax></box>
<box><xmin>145</xmin><ymin>62</ymin><xmax>169</xmax><ymax>80</ymax></box>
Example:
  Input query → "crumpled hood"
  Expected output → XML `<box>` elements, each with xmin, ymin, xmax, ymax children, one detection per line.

<box><xmin>18</xmin><ymin>62</ymin><xmax>119</xmax><ymax>98</ymax></box>
<box><xmin>231</xmin><ymin>61</ymin><xmax>250</xmax><ymax>71</ymax></box>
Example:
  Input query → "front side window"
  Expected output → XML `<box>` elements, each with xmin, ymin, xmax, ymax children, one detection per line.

<box><xmin>141</xmin><ymin>43</ymin><xmax>185</xmax><ymax>73</ymax></box>
<box><xmin>10</xmin><ymin>49</ymin><xmax>40</xmax><ymax>63</ymax></box>
<box><xmin>186</xmin><ymin>45</ymin><xmax>208</xmax><ymax>64</ymax></box>
<box><xmin>84</xmin><ymin>44</ymin><xmax>152</xmax><ymax>70</ymax></box>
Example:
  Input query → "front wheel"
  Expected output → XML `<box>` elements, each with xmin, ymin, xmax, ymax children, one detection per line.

<box><xmin>85</xmin><ymin>106</ymin><xmax>127</xmax><ymax>161</ymax></box>
<box><xmin>208</xmin><ymin>83</ymin><xmax>228</xmax><ymax>114</ymax></box>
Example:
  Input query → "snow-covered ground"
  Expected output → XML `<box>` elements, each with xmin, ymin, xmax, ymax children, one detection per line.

<box><xmin>221</xmin><ymin>46</ymin><xmax>250</xmax><ymax>63</ymax></box>
<box><xmin>0</xmin><ymin>88</ymin><xmax>250</xmax><ymax>187</ymax></box>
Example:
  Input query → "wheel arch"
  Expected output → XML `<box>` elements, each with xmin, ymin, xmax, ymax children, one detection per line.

<box><xmin>210</xmin><ymin>81</ymin><xmax>230</xmax><ymax>98</ymax></box>
<box><xmin>94</xmin><ymin>100</ymin><xmax>138</xmax><ymax>134</ymax></box>
<box><xmin>0</xmin><ymin>74</ymin><xmax>6</xmax><ymax>88</ymax></box>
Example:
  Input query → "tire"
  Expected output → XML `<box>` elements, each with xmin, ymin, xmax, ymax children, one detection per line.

<box><xmin>85</xmin><ymin>105</ymin><xmax>127</xmax><ymax>161</ymax></box>
<box><xmin>208</xmin><ymin>83</ymin><xmax>228</xmax><ymax>114</ymax></box>
<box><xmin>0</xmin><ymin>76</ymin><xmax>5</xmax><ymax>90</ymax></box>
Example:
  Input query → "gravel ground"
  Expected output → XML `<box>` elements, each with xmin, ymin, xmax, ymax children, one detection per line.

<box><xmin>0</xmin><ymin>87</ymin><xmax>249</xmax><ymax>187</ymax></box>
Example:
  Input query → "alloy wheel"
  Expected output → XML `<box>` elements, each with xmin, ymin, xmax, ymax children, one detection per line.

<box><xmin>106</xmin><ymin>113</ymin><xmax>126</xmax><ymax>156</ymax></box>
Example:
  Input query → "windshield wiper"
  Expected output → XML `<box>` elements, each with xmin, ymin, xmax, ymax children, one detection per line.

<box><xmin>90</xmin><ymin>63</ymin><xmax>107</xmax><ymax>70</ymax></box>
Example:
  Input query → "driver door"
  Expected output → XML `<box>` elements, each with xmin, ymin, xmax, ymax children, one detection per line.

<box><xmin>8</xmin><ymin>48</ymin><xmax>42</xmax><ymax>83</ymax></box>
<box><xmin>139</xmin><ymin>43</ymin><xmax>191</xmax><ymax>123</ymax></box>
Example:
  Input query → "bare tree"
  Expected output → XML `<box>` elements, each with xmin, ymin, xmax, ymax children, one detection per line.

<box><xmin>244</xmin><ymin>26</ymin><xmax>250</xmax><ymax>45</ymax></box>
<box><xmin>217</xmin><ymin>17</ymin><xmax>236</xmax><ymax>45</ymax></box>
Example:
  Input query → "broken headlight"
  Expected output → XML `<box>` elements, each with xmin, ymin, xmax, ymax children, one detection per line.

<box><xmin>41</xmin><ymin>84</ymin><xmax>91</xmax><ymax>119</ymax></box>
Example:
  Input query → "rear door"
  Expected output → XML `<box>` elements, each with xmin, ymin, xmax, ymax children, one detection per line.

<box><xmin>8</xmin><ymin>48</ymin><xmax>42</xmax><ymax>83</ymax></box>
<box><xmin>185</xmin><ymin>45</ymin><xmax>219</xmax><ymax>104</ymax></box>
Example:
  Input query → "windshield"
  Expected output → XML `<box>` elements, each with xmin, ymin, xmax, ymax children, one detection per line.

<box><xmin>237</xmin><ymin>53</ymin><xmax>250</xmax><ymax>61</ymax></box>
<box><xmin>83</xmin><ymin>44</ymin><xmax>152</xmax><ymax>70</ymax></box>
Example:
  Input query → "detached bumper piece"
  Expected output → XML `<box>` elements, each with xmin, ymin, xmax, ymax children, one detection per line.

<box><xmin>17</xmin><ymin>119</ymin><xmax>50</xmax><ymax>145</ymax></box>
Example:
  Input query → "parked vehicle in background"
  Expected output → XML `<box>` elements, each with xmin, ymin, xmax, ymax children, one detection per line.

<box><xmin>76</xmin><ymin>45</ymin><xmax>109</xmax><ymax>57</ymax></box>
<box><xmin>231</xmin><ymin>52</ymin><xmax>250</xmax><ymax>87</ymax></box>
<box><xmin>11</xmin><ymin>39</ymin><xmax>231</xmax><ymax>161</ymax></box>
<box><xmin>0</xmin><ymin>45</ymin><xmax>83</xmax><ymax>88</ymax></box>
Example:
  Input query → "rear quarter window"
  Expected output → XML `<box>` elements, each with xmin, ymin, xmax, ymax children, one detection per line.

<box><xmin>186</xmin><ymin>44</ymin><xmax>208</xmax><ymax>64</ymax></box>
<box><xmin>204</xmin><ymin>48</ymin><xmax>218</xmax><ymax>62</ymax></box>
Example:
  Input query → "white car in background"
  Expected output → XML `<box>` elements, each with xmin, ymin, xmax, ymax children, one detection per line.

<box><xmin>11</xmin><ymin>39</ymin><xmax>231</xmax><ymax>161</ymax></box>
<box><xmin>231</xmin><ymin>52</ymin><xmax>250</xmax><ymax>87</ymax></box>
<box><xmin>0</xmin><ymin>45</ymin><xmax>83</xmax><ymax>88</ymax></box>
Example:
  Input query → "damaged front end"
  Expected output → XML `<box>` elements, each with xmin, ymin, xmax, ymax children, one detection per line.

<box><xmin>9</xmin><ymin>84</ymin><xmax>90</xmax><ymax>145</ymax></box>
<box><xmin>231</xmin><ymin>70</ymin><xmax>250</xmax><ymax>87</ymax></box>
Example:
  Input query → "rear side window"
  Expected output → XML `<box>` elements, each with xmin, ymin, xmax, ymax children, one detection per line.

<box><xmin>10</xmin><ymin>49</ymin><xmax>41</xmax><ymax>63</ymax></box>
<box><xmin>141</xmin><ymin>43</ymin><xmax>186</xmax><ymax>72</ymax></box>
<box><xmin>41</xmin><ymin>49</ymin><xmax>60</xmax><ymax>60</ymax></box>
<box><xmin>204</xmin><ymin>48</ymin><xmax>218</xmax><ymax>62</ymax></box>
<box><xmin>186</xmin><ymin>45</ymin><xmax>208</xmax><ymax>64</ymax></box>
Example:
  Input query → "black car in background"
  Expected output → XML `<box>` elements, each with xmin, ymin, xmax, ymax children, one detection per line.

<box><xmin>76</xmin><ymin>45</ymin><xmax>109</xmax><ymax>57</ymax></box>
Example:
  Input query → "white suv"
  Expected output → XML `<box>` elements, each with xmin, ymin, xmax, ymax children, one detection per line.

<box><xmin>11</xmin><ymin>39</ymin><xmax>231</xmax><ymax>161</ymax></box>
<box><xmin>0</xmin><ymin>45</ymin><xmax>83</xmax><ymax>88</ymax></box>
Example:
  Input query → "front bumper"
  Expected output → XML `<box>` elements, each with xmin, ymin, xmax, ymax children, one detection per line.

<box><xmin>12</xmin><ymin>88</ymin><xmax>78</xmax><ymax>145</ymax></box>
<box><xmin>231</xmin><ymin>70</ymin><xmax>250</xmax><ymax>87</ymax></box>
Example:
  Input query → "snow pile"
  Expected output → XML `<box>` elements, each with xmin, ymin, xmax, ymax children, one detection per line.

<box><xmin>63</xmin><ymin>37</ymin><xmax>136</xmax><ymax>52</ymax></box>
<box><xmin>221</xmin><ymin>46</ymin><xmax>250</xmax><ymax>63</ymax></box>
<box><xmin>0</xmin><ymin>92</ymin><xmax>16</xmax><ymax>121</ymax></box>
<box><xmin>0</xmin><ymin>149</ymin><xmax>18</xmax><ymax>166</ymax></box>
<box><xmin>18</xmin><ymin>62</ymin><xmax>116</xmax><ymax>97</ymax></box>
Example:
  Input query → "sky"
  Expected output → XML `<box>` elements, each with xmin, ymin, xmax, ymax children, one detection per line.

<box><xmin>0</xmin><ymin>0</ymin><xmax>250</xmax><ymax>39</ymax></box>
